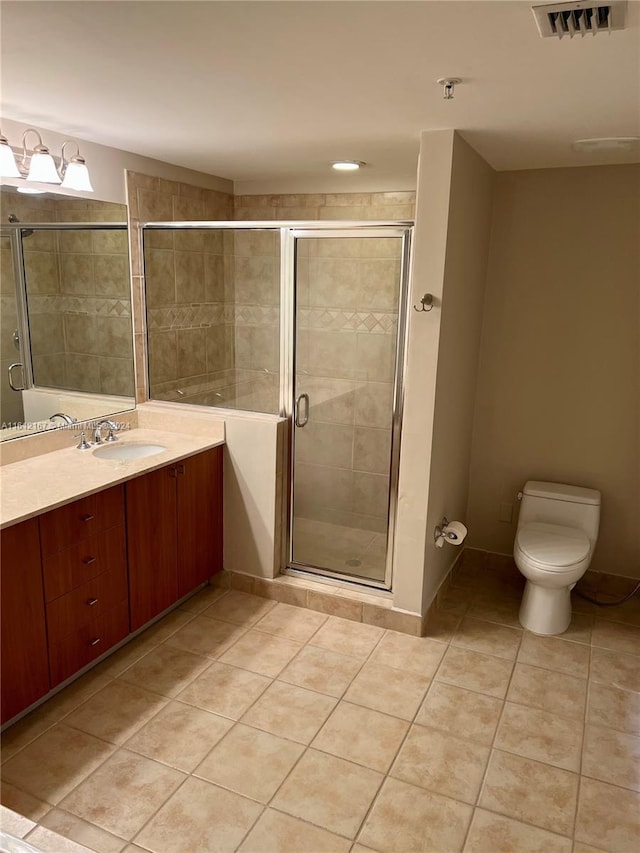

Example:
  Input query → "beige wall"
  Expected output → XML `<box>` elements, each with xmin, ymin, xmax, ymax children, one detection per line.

<box><xmin>467</xmin><ymin>164</ymin><xmax>640</xmax><ymax>579</ymax></box>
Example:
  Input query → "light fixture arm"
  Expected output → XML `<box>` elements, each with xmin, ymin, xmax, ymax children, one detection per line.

<box><xmin>60</xmin><ymin>140</ymin><xmax>81</xmax><ymax>175</ymax></box>
<box><xmin>21</xmin><ymin>128</ymin><xmax>46</xmax><ymax>168</ymax></box>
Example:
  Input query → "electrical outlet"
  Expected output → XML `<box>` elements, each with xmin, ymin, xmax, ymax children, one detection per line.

<box><xmin>499</xmin><ymin>502</ymin><xmax>513</xmax><ymax>523</ymax></box>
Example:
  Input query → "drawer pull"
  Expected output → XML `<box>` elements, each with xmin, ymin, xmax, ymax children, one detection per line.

<box><xmin>89</xmin><ymin>637</ymin><xmax>101</xmax><ymax>646</ymax></box>
<box><xmin>82</xmin><ymin>556</ymin><xmax>96</xmax><ymax>565</ymax></box>
<box><xmin>81</xmin><ymin>514</ymin><xmax>94</xmax><ymax>522</ymax></box>
<box><xmin>87</xmin><ymin>597</ymin><xmax>99</xmax><ymax>606</ymax></box>
<box><xmin>169</xmin><ymin>467</ymin><xmax>177</xmax><ymax>478</ymax></box>
<box><xmin>177</xmin><ymin>463</ymin><xmax>185</xmax><ymax>475</ymax></box>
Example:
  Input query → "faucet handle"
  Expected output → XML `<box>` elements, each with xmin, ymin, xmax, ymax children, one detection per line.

<box><xmin>74</xmin><ymin>432</ymin><xmax>92</xmax><ymax>451</ymax></box>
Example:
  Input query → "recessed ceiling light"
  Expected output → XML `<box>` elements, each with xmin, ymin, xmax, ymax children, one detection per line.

<box><xmin>572</xmin><ymin>137</ymin><xmax>640</xmax><ymax>152</ymax></box>
<box><xmin>331</xmin><ymin>160</ymin><xmax>366</xmax><ymax>171</ymax></box>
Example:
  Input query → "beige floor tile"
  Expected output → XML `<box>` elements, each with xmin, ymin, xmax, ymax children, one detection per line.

<box><xmin>359</xmin><ymin>776</ymin><xmax>472</xmax><ymax>853</ymax></box>
<box><xmin>39</xmin><ymin>808</ymin><xmax>127</xmax><ymax>853</ymax></box>
<box><xmin>582</xmin><ymin>724</ymin><xmax>640</xmax><ymax>792</ymax></box>
<box><xmin>135</xmin><ymin>776</ymin><xmax>262</xmax><ymax>853</ymax></box>
<box><xmin>202</xmin><ymin>590</ymin><xmax>277</xmax><ymax>626</ymax></box>
<box><xmin>572</xmin><ymin>844</ymin><xmax>609</xmax><ymax>853</ymax></box>
<box><xmin>436</xmin><ymin>646</ymin><xmax>514</xmax><ymax>699</ymax></box>
<box><xmin>60</xmin><ymin>750</ymin><xmax>184</xmax><ymax>840</ymax></box>
<box><xmin>309</xmin><ymin>616</ymin><xmax>384</xmax><ymax>660</ymax></box>
<box><xmin>24</xmin><ymin>826</ymin><xmax>95</xmax><ymax>853</ymax></box>
<box><xmin>312</xmin><ymin>701</ymin><xmax>408</xmax><ymax>772</ymax></box>
<box><xmin>590</xmin><ymin>647</ymin><xmax>640</xmax><ymax>692</ymax></box>
<box><xmin>1</xmin><ymin>669</ymin><xmax>112</xmax><ymax>764</ymax></box>
<box><xmin>587</xmin><ymin>682</ymin><xmax>640</xmax><ymax>735</ymax></box>
<box><xmin>494</xmin><ymin>702</ymin><xmax>583</xmax><ymax>771</ymax></box>
<box><xmin>278</xmin><ymin>645</ymin><xmax>362</xmax><ymax>697</ymax></box>
<box><xmin>195</xmin><ymin>723</ymin><xmax>304</xmax><ymax>803</ymax></box>
<box><xmin>271</xmin><ymin>748</ymin><xmax>382</xmax><ymax>838</ymax></box>
<box><xmin>0</xmin><ymin>804</ymin><xmax>36</xmax><ymax>838</ymax></box>
<box><xmin>241</xmin><ymin>681</ymin><xmax>337</xmax><ymax>744</ymax></box>
<box><xmin>218</xmin><ymin>629</ymin><xmax>302</xmax><ymax>677</ymax></box>
<box><xmin>179</xmin><ymin>584</ymin><xmax>228</xmax><ymax>613</ymax></box>
<box><xmin>254</xmin><ymin>602</ymin><xmax>328</xmax><ymax>642</ymax></box>
<box><xmin>479</xmin><ymin>749</ymin><xmax>578</xmax><ymax>836</ymax></box>
<box><xmin>124</xmin><ymin>701</ymin><xmax>233</xmax><ymax>771</ymax></box>
<box><xmin>424</xmin><ymin>608</ymin><xmax>463</xmax><ymax>642</ymax></box>
<box><xmin>0</xmin><ymin>782</ymin><xmax>51</xmax><ymax>821</ymax></box>
<box><xmin>64</xmin><ymin>682</ymin><xmax>167</xmax><ymax>745</ymax></box>
<box><xmin>390</xmin><ymin>724</ymin><xmax>489</xmax><ymax>804</ymax></box>
<box><xmin>368</xmin><ymin>631</ymin><xmax>447</xmax><ymax>676</ymax></box>
<box><xmin>507</xmin><ymin>662</ymin><xmax>587</xmax><ymax>720</ymax></box>
<box><xmin>94</xmin><ymin>633</ymin><xmax>163</xmax><ymax>680</ymax></box>
<box><xmin>562</xmin><ymin>612</ymin><xmax>594</xmax><ymax>645</ymax></box>
<box><xmin>118</xmin><ymin>644</ymin><xmax>210</xmax><ymax>697</ymax></box>
<box><xmin>592</xmin><ymin>619</ymin><xmax>640</xmax><ymax>657</ymax></box>
<box><xmin>452</xmin><ymin>617</ymin><xmax>522</xmax><ymax>660</ymax></box>
<box><xmin>463</xmin><ymin>809</ymin><xmax>572</xmax><ymax>853</ymax></box>
<box><xmin>165</xmin><ymin>615</ymin><xmax>247</xmax><ymax>658</ymax></box>
<box><xmin>343</xmin><ymin>662</ymin><xmax>430</xmax><ymax>720</ymax></box>
<box><xmin>415</xmin><ymin>682</ymin><xmax>503</xmax><ymax>745</ymax></box>
<box><xmin>1</xmin><ymin>724</ymin><xmax>114</xmax><ymax>806</ymax></box>
<box><xmin>177</xmin><ymin>662</ymin><xmax>270</xmax><ymax>719</ymax></box>
<box><xmin>518</xmin><ymin>633</ymin><xmax>590</xmax><ymax>678</ymax></box>
<box><xmin>575</xmin><ymin>777</ymin><xmax>640</xmax><ymax>852</ymax></box>
<box><xmin>122</xmin><ymin>847</ymin><xmax>149</xmax><ymax>853</ymax></box>
<box><xmin>238</xmin><ymin>808</ymin><xmax>351</xmax><ymax>853</ymax></box>
<box><xmin>466</xmin><ymin>596</ymin><xmax>522</xmax><ymax>629</ymax></box>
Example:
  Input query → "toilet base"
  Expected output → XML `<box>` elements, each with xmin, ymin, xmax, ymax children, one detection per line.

<box><xmin>519</xmin><ymin>580</ymin><xmax>572</xmax><ymax>635</ymax></box>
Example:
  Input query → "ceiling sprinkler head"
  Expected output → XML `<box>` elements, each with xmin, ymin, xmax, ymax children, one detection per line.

<box><xmin>437</xmin><ymin>77</ymin><xmax>462</xmax><ymax>100</ymax></box>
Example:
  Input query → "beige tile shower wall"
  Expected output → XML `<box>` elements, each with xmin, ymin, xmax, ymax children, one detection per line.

<box><xmin>234</xmin><ymin>191</ymin><xmax>415</xmax><ymax>529</ymax></box>
<box><xmin>466</xmin><ymin>165</ymin><xmax>640</xmax><ymax>579</ymax></box>
<box><xmin>126</xmin><ymin>171</ymin><xmax>234</xmax><ymax>403</ymax></box>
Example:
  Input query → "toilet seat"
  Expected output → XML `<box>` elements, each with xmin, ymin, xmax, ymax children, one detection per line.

<box><xmin>515</xmin><ymin>522</ymin><xmax>590</xmax><ymax>571</ymax></box>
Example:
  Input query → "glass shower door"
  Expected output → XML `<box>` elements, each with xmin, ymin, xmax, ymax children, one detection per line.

<box><xmin>0</xmin><ymin>233</ymin><xmax>25</xmax><ymax>428</ymax></box>
<box><xmin>289</xmin><ymin>228</ymin><xmax>410</xmax><ymax>588</ymax></box>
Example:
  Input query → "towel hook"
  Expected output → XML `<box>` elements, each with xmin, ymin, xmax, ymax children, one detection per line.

<box><xmin>414</xmin><ymin>293</ymin><xmax>434</xmax><ymax>312</ymax></box>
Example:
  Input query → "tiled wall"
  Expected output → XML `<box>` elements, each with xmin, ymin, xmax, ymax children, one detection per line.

<box><xmin>0</xmin><ymin>235</ymin><xmax>24</xmax><ymax>426</ymax></box>
<box><xmin>0</xmin><ymin>192</ymin><xmax>133</xmax><ymax>402</ymax></box>
<box><xmin>126</xmin><ymin>171</ymin><xmax>234</xmax><ymax>404</ymax></box>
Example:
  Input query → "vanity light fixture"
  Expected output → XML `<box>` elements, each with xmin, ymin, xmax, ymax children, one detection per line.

<box><xmin>331</xmin><ymin>160</ymin><xmax>366</xmax><ymax>171</ymax></box>
<box><xmin>0</xmin><ymin>128</ymin><xmax>94</xmax><ymax>191</ymax></box>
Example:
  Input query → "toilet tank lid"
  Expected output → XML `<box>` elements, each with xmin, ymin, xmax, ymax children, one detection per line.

<box><xmin>523</xmin><ymin>481</ymin><xmax>601</xmax><ymax>506</ymax></box>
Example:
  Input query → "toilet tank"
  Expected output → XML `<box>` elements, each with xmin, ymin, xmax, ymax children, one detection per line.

<box><xmin>517</xmin><ymin>481</ymin><xmax>601</xmax><ymax>544</ymax></box>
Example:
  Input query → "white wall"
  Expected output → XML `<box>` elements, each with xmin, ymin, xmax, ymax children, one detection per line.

<box><xmin>392</xmin><ymin>131</ymin><xmax>494</xmax><ymax>614</ymax></box>
<box><xmin>467</xmin><ymin>165</ymin><xmax>640</xmax><ymax>578</ymax></box>
<box><xmin>2</xmin><ymin>118</ymin><xmax>232</xmax><ymax>204</ymax></box>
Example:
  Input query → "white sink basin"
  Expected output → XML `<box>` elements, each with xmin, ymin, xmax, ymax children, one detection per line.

<box><xmin>93</xmin><ymin>442</ymin><xmax>167</xmax><ymax>460</ymax></box>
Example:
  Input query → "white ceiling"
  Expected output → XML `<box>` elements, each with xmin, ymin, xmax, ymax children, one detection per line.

<box><xmin>2</xmin><ymin>1</ymin><xmax>639</xmax><ymax>191</ymax></box>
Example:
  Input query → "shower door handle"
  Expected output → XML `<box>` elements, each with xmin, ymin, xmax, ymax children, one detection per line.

<box><xmin>8</xmin><ymin>362</ymin><xmax>25</xmax><ymax>392</ymax></box>
<box><xmin>294</xmin><ymin>393</ymin><xmax>310</xmax><ymax>428</ymax></box>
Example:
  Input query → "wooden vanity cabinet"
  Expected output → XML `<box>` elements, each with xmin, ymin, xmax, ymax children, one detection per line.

<box><xmin>127</xmin><ymin>447</ymin><xmax>223</xmax><ymax>631</ymax></box>
<box><xmin>0</xmin><ymin>518</ymin><xmax>50</xmax><ymax>725</ymax></box>
<box><xmin>39</xmin><ymin>485</ymin><xmax>129</xmax><ymax>687</ymax></box>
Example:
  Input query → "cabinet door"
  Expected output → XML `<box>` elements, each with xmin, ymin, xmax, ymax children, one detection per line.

<box><xmin>176</xmin><ymin>447</ymin><xmax>223</xmax><ymax>598</ymax></box>
<box><xmin>126</xmin><ymin>465</ymin><xmax>178</xmax><ymax>631</ymax></box>
<box><xmin>1</xmin><ymin>518</ymin><xmax>50</xmax><ymax>724</ymax></box>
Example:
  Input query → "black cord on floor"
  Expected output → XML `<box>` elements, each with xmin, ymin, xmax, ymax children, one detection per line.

<box><xmin>575</xmin><ymin>581</ymin><xmax>640</xmax><ymax>607</ymax></box>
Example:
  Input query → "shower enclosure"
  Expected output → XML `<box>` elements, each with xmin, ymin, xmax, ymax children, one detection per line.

<box><xmin>143</xmin><ymin>221</ymin><xmax>412</xmax><ymax>590</ymax></box>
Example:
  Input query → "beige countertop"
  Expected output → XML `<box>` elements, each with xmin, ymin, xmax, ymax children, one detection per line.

<box><xmin>0</xmin><ymin>426</ymin><xmax>225</xmax><ymax>529</ymax></box>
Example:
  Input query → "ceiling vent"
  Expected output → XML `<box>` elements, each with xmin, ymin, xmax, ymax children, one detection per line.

<box><xmin>532</xmin><ymin>1</ymin><xmax>627</xmax><ymax>38</ymax></box>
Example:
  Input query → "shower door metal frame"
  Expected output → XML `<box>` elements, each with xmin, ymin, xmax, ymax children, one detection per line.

<box><xmin>282</xmin><ymin>224</ymin><xmax>413</xmax><ymax>592</ymax></box>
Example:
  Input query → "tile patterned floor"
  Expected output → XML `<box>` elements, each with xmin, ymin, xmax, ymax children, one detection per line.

<box><xmin>1</xmin><ymin>571</ymin><xmax>639</xmax><ymax>853</ymax></box>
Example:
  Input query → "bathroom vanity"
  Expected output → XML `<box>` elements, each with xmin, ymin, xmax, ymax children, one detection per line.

<box><xmin>0</xmin><ymin>430</ymin><xmax>224</xmax><ymax>726</ymax></box>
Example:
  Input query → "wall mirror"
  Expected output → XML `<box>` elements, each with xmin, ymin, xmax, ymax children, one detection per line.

<box><xmin>0</xmin><ymin>186</ymin><xmax>134</xmax><ymax>441</ymax></box>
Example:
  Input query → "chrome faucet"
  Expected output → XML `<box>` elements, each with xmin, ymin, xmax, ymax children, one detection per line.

<box><xmin>50</xmin><ymin>412</ymin><xmax>76</xmax><ymax>425</ymax></box>
<box><xmin>93</xmin><ymin>420</ymin><xmax>119</xmax><ymax>445</ymax></box>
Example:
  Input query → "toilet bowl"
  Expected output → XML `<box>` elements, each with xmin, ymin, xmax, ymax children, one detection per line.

<box><xmin>514</xmin><ymin>482</ymin><xmax>600</xmax><ymax>635</ymax></box>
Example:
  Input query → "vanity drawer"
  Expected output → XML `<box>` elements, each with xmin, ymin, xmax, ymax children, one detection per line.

<box><xmin>39</xmin><ymin>485</ymin><xmax>124</xmax><ymax>556</ymax></box>
<box><xmin>46</xmin><ymin>562</ymin><xmax>128</xmax><ymax>645</ymax></box>
<box><xmin>49</xmin><ymin>600</ymin><xmax>129</xmax><ymax>687</ymax></box>
<box><xmin>42</xmin><ymin>523</ymin><xmax>126</xmax><ymax>602</ymax></box>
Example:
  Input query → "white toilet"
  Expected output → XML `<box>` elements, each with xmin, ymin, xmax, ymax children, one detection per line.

<box><xmin>514</xmin><ymin>480</ymin><xmax>601</xmax><ymax>635</ymax></box>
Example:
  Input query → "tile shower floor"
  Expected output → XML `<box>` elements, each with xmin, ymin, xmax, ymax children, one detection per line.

<box><xmin>1</xmin><ymin>573</ymin><xmax>639</xmax><ymax>853</ymax></box>
<box><xmin>293</xmin><ymin>518</ymin><xmax>387</xmax><ymax>582</ymax></box>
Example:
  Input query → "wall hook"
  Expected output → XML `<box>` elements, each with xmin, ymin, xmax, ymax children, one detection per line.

<box><xmin>414</xmin><ymin>293</ymin><xmax>434</xmax><ymax>312</ymax></box>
